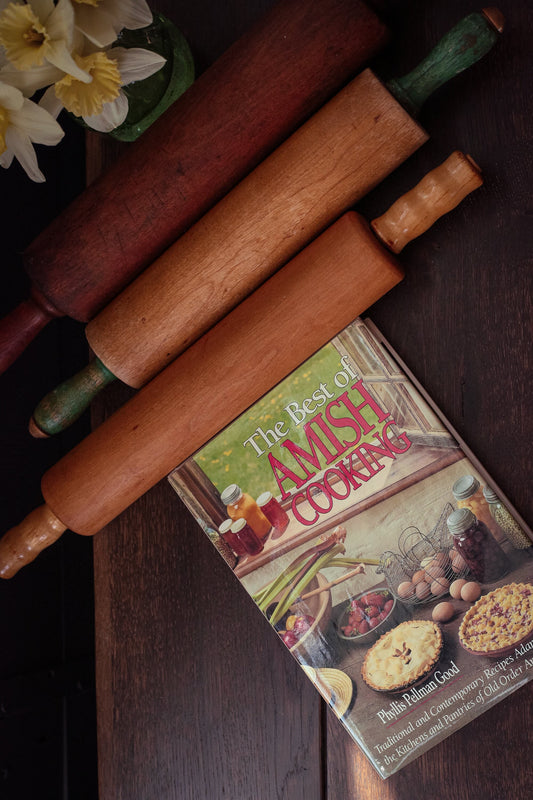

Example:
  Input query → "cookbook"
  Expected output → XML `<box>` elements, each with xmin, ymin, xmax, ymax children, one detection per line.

<box><xmin>168</xmin><ymin>317</ymin><xmax>532</xmax><ymax>778</ymax></box>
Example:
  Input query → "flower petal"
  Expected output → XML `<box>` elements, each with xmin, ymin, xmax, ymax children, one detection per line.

<box><xmin>111</xmin><ymin>46</ymin><xmax>165</xmax><ymax>85</ymax></box>
<box><xmin>83</xmin><ymin>89</ymin><xmax>128</xmax><ymax>132</ymax></box>
<box><xmin>0</xmin><ymin>79</ymin><xmax>23</xmax><ymax>110</ymax></box>
<box><xmin>39</xmin><ymin>84</ymin><xmax>63</xmax><ymax>118</ymax></box>
<box><xmin>45</xmin><ymin>39</ymin><xmax>92</xmax><ymax>83</ymax></box>
<box><xmin>109</xmin><ymin>0</ymin><xmax>153</xmax><ymax>31</ymax></box>
<box><xmin>4</xmin><ymin>125</ymin><xmax>45</xmax><ymax>182</ymax></box>
<box><xmin>0</xmin><ymin>148</ymin><xmax>15</xmax><ymax>169</ymax></box>
<box><xmin>0</xmin><ymin>62</ymin><xmax>63</xmax><ymax>95</ymax></box>
<box><xmin>74</xmin><ymin>6</ymin><xmax>118</xmax><ymax>48</ymax></box>
<box><xmin>31</xmin><ymin>0</ymin><xmax>55</xmax><ymax>22</ymax></box>
<box><xmin>10</xmin><ymin>97</ymin><xmax>64</xmax><ymax>145</ymax></box>
<box><xmin>46</xmin><ymin>0</ymin><xmax>75</xmax><ymax>43</ymax></box>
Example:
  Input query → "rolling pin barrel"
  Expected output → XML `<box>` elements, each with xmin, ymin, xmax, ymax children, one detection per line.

<box><xmin>0</xmin><ymin>0</ymin><xmax>388</xmax><ymax>373</ymax></box>
<box><xmin>30</xmin><ymin>9</ymin><xmax>503</xmax><ymax>438</ymax></box>
<box><xmin>0</xmin><ymin>152</ymin><xmax>483</xmax><ymax>576</ymax></box>
<box><xmin>86</xmin><ymin>69</ymin><xmax>429</xmax><ymax>389</ymax></box>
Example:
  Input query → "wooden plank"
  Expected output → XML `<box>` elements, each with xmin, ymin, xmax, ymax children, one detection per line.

<box><xmin>92</xmin><ymin>3</ymin><xmax>324</xmax><ymax>799</ymax></box>
<box><xmin>91</xmin><ymin>0</ymin><xmax>533</xmax><ymax>798</ymax></box>
<box><xmin>324</xmin><ymin>0</ymin><xmax>533</xmax><ymax>795</ymax></box>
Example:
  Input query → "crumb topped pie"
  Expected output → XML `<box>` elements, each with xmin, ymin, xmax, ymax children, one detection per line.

<box><xmin>459</xmin><ymin>582</ymin><xmax>533</xmax><ymax>655</ymax></box>
<box><xmin>362</xmin><ymin>620</ymin><xmax>443</xmax><ymax>692</ymax></box>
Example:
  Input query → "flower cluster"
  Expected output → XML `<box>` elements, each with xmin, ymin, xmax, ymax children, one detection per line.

<box><xmin>0</xmin><ymin>0</ymin><xmax>165</xmax><ymax>181</ymax></box>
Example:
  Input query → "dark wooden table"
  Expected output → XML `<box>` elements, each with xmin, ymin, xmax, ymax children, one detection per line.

<box><xmin>1</xmin><ymin>1</ymin><xmax>531</xmax><ymax>798</ymax></box>
<box><xmin>91</xmin><ymin>2</ymin><xmax>533</xmax><ymax>797</ymax></box>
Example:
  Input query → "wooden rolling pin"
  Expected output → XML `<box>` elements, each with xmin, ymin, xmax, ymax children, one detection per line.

<box><xmin>31</xmin><ymin>10</ymin><xmax>503</xmax><ymax>438</ymax></box>
<box><xmin>0</xmin><ymin>0</ymin><xmax>388</xmax><ymax>375</ymax></box>
<box><xmin>0</xmin><ymin>152</ymin><xmax>483</xmax><ymax>577</ymax></box>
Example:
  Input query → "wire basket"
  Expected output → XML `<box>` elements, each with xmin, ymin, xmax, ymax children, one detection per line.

<box><xmin>377</xmin><ymin>503</ymin><xmax>470</xmax><ymax>605</ymax></box>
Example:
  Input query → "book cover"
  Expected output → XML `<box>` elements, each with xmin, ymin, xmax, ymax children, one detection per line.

<box><xmin>168</xmin><ymin>317</ymin><xmax>533</xmax><ymax>778</ymax></box>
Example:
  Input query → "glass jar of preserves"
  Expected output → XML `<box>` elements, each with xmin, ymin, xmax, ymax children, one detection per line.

<box><xmin>256</xmin><ymin>491</ymin><xmax>290</xmax><ymax>534</ymax></box>
<box><xmin>483</xmin><ymin>487</ymin><xmax>532</xmax><ymax>550</ymax></box>
<box><xmin>230</xmin><ymin>518</ymin><xmax>264</xmax><ymax>556</ymax></box>
<box><xmin>220</xmin><ymin>484</ymin><xmax>271</xmax><ymax>538</ymax></box>
<box><xmin>446</xmin><ymin>507</ymin><xmax>509</xmax><ymax>582</ymax></box>
<box><xmin>452</xmin><ymin>475</ymin><xmax>505</xmax><ymax>545</ymax></box>
<box><xmin>219</xmin><ymin>518</ymin><xmax>247</xmax><ymax>558</ymax></box>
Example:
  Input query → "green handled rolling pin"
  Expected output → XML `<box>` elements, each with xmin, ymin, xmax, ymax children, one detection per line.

<box><xmin>30</xmin><ymin>9</ymin><xmax>504</xmax><ymax>439</ymax></box>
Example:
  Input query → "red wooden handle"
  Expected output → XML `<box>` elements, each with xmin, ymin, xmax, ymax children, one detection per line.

<box><xmin>0</xmin><ymin>287</ymin><xmax>63</xmax><ymax>375</ymax></box>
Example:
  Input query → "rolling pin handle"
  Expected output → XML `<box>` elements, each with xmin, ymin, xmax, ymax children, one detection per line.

<box><xmin>0</xmin><ymin>287</ymin><xmax>63</xmax><ymax>376</ymax></box>
<box><xmin>30</xmin><ymin>357</ymin><xmax>117</xmax><ymax>438</ymax></box>
<box><xmin>387</xmin><ymin>10</ymin><xmax>504</xmax><ymax>117</ymax></box>
<box><xmin>0</xmin><ymin>505</ymin><xmax>67</xmax><ymax>579</ymax></box>
<box><xmin>371</xmin><ymin>151</ymin><xmax>483</xmax><ymax>254</ymax></box>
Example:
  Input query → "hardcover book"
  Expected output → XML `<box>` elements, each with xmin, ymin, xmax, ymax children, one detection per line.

<box><xmin>168</xmin><ymin>317</ymin><xmax>532</xmax><ymax>778</ymax></box>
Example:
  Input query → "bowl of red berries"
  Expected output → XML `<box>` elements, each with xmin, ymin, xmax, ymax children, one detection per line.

<box><xmin>334</xmin><ymin>587</ymin><xmax>400</xmax><ymax>645</ymax></box>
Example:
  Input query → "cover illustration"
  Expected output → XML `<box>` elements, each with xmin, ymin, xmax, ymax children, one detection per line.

<box><xmin>168</xmin><ymin>317</ymin><xmax>533</xmax><ymax>778</ymax></box>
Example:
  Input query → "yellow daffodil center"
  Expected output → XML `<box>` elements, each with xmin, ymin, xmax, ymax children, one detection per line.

<box><xmin>0</xmin><ymin>3</ymin><xmax>49</xmax><ymax>70</ymax></box>
<box><xmin>73</xmin><ymin>0</ymin><xmax>102</xmax><ymax>6</ymax></box>
<box><xmin>54</xmin><ymin>52</ymin><xmax>121</xmax><ymax>117</ymax></box>
<box><xmin>0</xmin><ymin>106</ymin><xmax>9</xmax><ymax>155</ymax></box>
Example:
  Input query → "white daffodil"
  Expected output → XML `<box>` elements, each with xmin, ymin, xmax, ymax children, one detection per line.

<box><xmin>72</xmin><ymin>0</ymin><xmax>152</xmax><ymax>48</ymax></box>
<box><xmin>40</xmin><ymin>44</ymin><xmax>164</xmax><ymax>132</ymax></box>
<box><xmin>0</xmin><ymin>78</ymin><xmax>64</xmax><ymax>181</ymax></box>
<box><xmin>0</xmin><ymin>0</ymin><xmax>91</xmax><ymax>83</ymax></box>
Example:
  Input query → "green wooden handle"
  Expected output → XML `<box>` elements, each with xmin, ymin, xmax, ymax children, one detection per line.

<box><xmin>30</xmin><ymin>357</ymin><xmax>117</xmax><ymax>437</ymax></box>
<box><xmin>387</xmin><ymin>8</ymin><xmax>504</xmax><ymax>117</ymax></box>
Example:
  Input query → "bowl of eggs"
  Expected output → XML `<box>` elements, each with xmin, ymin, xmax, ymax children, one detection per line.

<box><xmin>380</xmin><ymin>543</ymin><xmax>470</xmax><ymax>606</ymax></box>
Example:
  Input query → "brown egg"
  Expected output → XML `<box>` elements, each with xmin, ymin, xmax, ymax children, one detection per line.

<box><xmin>412</xmin><ymin>569</ymin><xmax>426</xmax><ymax>585</ymax></box>
<box><xmin>450</xmin><ymin>578</ymin><xmax>467</xmax><ymax>599</ymax></box>
<box><xmin>452</xmin><ymin>553</ymin><xmax>468</xmax><ymax>573</ymax></box>
<box><xmin>432</xmin><ymin>601</ymin><xmax>455</xmax><ymax>623</ymax></box>
<box><xmin>461</xmin><ymin>581</ymin><xmax>482</xmax><ymax>603</ymax></box>
<box><xmin>420</xmin><ymin>557</ymin><xmax>434</xmax><ymax>570</ymax></box>
<box><xmin>433</xmin><ymin>551</ymin><xmax>450</xmax><ymax>568</ymax></box>
<box><xmin>415</xmin><ymin>580</ymin><xmax>431</xmax><ymax>600</ymax></box>
<box><xmin>431</xmin><ymin>577</ymin><xmax>450</xmax><ymax>596</ymax></box>
<box><xmin>397</xmin><ymin>581</ymin><xmax>415</xmax><ymax>599</ymax></box>
<box><xmin>425</xmin><ymin>564</ymin><xmax>445</xmax><ymax>581</ymax></box>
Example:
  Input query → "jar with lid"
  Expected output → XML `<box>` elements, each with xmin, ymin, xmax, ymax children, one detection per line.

<box><xmin>452</xmin><ymin>475</ymin><xmax>505</xmax><ymax>545</ymax></box>
<box><xmin>256</xmin><ymin>491</ymin><xmax>289</xmax><ymax>534</ymax></box>
<box><xmin>482</xmin><ymin>487</ymin><xmax>532</xmax><ymax>550</ymax></box>
<box><xmin>207</xmin><ymin>526</ymin><xmax>237</xmax><ymax>568</ymax></box>
<box><xmin>220</xmin><ymin>484</ymin><xmax>271</xmax><ymax>538</ymax></box>
<box><xmin>230</xmin><ymin>518</ymin><xmax>264</xmax><ymax>556</ymax></box>
<box><xmin>219</xmin><ymin>518</ymin><xmax>248</xmax><ymax>558</ymax></box>
<box><xmin>446</xmin><ymin>507</ymin><xmax>509</xmax><ymax>582</ymax></box>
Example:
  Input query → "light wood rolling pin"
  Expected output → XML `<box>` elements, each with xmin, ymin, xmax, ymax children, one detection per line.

<box><xmin>0</xmin><ymin>0</ymin><xmax>389</xmax><ymax>375</ymax></box>
<box><xmin>0</xmin><ymin>152</ymin><xmax>483</xmax><ymax>577</ymax></box>
<box><xmin>30</xmin><ymin>9</ymin><xmax>503</xmax><ymax>438</ymax></box>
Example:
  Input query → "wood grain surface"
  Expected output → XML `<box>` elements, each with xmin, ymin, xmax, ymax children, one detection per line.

<box><xmin>23</xmin><ymin>0</ymin><xmax>387</xmax><ymax>322</ymax></box>
<box><xmin>91</xmin><ymin>1</ymin><xmax>532</xmax><ymax>798</ymax></box>
<box><xmin>86</xmin><ymin>68</ymin><xmax>426</xmax><ymax>388</ymax></box>
<box><xmin>0</xmin><ymin>0</ymin><xmax>529</xmax><ymax>798</ymax></box>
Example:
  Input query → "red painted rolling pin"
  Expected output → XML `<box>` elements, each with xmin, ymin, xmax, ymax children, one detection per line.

<box><xmin>0</xmin><ymin>152</ymin><xmax>483</xmax><ymax>577</ymax></box>
<box><xmin>0</xmin><ymin>0</ymin><xmax>388</xmax><ymax>375</ymax></box>
<box><xmin>30</xmin><ymin>10</ymin><xmax>503</xmax><ymax>438</ymax></box>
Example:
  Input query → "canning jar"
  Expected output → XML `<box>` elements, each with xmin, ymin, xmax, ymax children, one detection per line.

<box><xmin>256</xmin><ymin>491</ymin><xmax>290</xmax><ymax>534</ymax></box>
<box><xmin>446</xmin><ymin>507</ymin><xmax>509</xmax><ymax>582</ymax></box>
<box><xmin>230</xmin><ymin>518</ymin><xmax>264</xmax><ymax>556</ymax></box>
<box><xmin>452</xmin><ymin>475</ymin><xmax>505</xmax><ymax>544</ymax></box>
<box><xmin>219</xmin><ymin>518</ymin><xmax>247</xmax><ymax>558</ymax></box>
<box><xmin>221</xmin><ymin>484</ymin><xmax>271</xmax><ymax>538</ymax></box>
<box><xmin>483</xmin><ymin>487</ymin><xmax>532</xmax><ymax>550</ymax></box>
